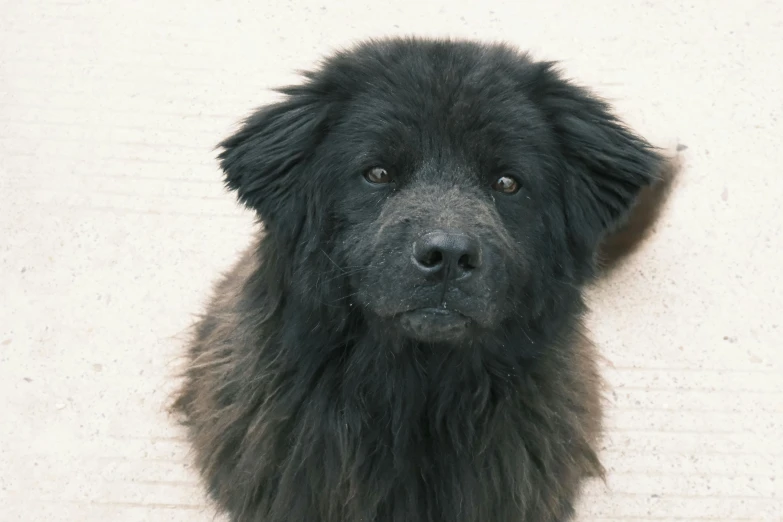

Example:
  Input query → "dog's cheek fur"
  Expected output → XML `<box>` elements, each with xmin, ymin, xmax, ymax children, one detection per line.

<box><xmin>218</xmin><ymin>87</ymin><xmax>332</xmax><ymax>252</ymax></box>
<box><xmin>528</xmin><ymin>63</ymin><xmax>664</xmax><ymax>270</ymax></box>
<box><xmin>216</xmin><ymin>88</ymin><xmax>360</xmax><ymax>316</ymax></box>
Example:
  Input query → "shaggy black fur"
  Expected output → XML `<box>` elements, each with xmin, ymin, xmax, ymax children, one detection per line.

<box><xmin>172</xmin><ymin>37</ymin><xmax>665</xmax><ymax>522</ymax></box>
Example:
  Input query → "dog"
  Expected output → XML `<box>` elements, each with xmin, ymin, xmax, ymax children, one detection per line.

<box><xmin>172</xmin><ymin>37</ymin><xmax>670</xmax><ymax>522</ymax></box>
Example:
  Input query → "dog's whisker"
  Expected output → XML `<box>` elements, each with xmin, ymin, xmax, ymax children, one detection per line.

<box><xmin>320</xmin><ymin>249</ymin><xmax>347</xmax><ymax>273</ymax></box>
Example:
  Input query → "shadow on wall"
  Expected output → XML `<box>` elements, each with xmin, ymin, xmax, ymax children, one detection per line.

<box><xmin>597</xmin><ymin>147</ymin><xmax>684</xmax><ymax>273</ymax></box>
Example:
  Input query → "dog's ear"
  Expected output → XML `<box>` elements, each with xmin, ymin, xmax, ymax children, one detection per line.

<box><xmin>533</xmin><ymin>63</ymin><xmax>665</xmax><ymax>256</ymax></box>
<box><xmin>218</xmin><ymin>88</ymin><xmax>331</xmax><ymax>244</ymax></box>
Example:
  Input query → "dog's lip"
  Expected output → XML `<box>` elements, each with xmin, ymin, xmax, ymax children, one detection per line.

<box><xmin>398</xmin><ymin>307</ymin><xmax>467</xmax><ymax>318</ymax></box>
<box><xmin>395</xmin><ymin>307</ymin><xmax>473</xmax><ymax>343</ymax></box>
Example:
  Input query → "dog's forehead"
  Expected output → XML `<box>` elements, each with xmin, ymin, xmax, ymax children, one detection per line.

<box><xmin>334</xmin><ymin>84</ymin><xmax>545</xmax><ymax>183</ymax></box>
<box><xmin>317</xmin><ymin>43</ymin><xmax>552</xmax><ymax>183</ymax></box>
<box><xmin>357</xmin><ymin>72</ymin><xmax>519</xmax><ymax>125</ymax></box>
<box><xmin>325</xmin><ymin>43</ymin><xmax>536</xmax><ymax>130</ymax></box>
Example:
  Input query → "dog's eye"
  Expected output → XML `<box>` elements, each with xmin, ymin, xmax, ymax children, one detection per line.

<box><xmin>364</xmin><ymin>167</ymin><xmax>393</xmax><ymax>185</ymax></box>
<box><xmin>491</xmin><ymin>176</ymin><xmax>520</xmax><ymax>194</ymax></box>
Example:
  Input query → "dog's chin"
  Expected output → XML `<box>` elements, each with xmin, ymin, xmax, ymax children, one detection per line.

<box><xmin>396</xmin><ymin>308</ymin><xmax>473</xmax><ymax>343</ymax></box>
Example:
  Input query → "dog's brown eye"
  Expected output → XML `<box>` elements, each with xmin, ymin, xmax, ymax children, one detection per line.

<box><xmin>364</xmin><ymin>167</ymin><xmax>392</xmax><ymax>184</ymax></box>
<box><xmin>491</xmin><ymin>176</ymin><xmax>519</xmax><ymax>194</ymax></box>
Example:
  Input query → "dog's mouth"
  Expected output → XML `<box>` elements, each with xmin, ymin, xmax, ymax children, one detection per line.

<box><xmin>397</xmin><ymin>307</ymin><xmax>472</xmax><ymax>343</ymax></box>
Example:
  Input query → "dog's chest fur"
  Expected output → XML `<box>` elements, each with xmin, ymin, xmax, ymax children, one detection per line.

<box><xmin>173</xmin><ymin>247</ymin><xmax>603</xmax><ymax>522</ymax></box>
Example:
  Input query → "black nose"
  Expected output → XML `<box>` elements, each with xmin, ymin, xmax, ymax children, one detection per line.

<box><xmin>412</xmin><ymin>231</ymin><xmax>482</xmax><ymax>279</ymax></box>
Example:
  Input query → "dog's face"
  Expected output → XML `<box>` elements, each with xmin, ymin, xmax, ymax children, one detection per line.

<box><xmin>325</xmin><ymin>82</ymin><xmax>547</xmax><ymax>343</ymax></box>
<box><xmin>219</xmin><ymin>39</ymin><xmax>662</xmax><ymax>344</ymax></box>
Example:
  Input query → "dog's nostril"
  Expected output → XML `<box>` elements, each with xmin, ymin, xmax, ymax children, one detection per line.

<box><xmin>420</xmin><ymin>250</ymin><xmax>443</xmax><ymax>268</ymax></box>
<box><xmin>458</xmin><ymin>253</ymin><xmax>476</xmax><ymax>270</ymax></box>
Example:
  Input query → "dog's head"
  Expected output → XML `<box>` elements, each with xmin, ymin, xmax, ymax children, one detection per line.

<box><xmin>218</xmin><ymin>38</ymin><xmax>662</xmax><ymax>345</ymax></box>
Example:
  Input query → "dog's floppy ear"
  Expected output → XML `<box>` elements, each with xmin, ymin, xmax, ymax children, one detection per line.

<box><xmin>218</xmin><ymin>87</ymin><xmax>330</xmax><ymax>244</ymax></box>
<box><xmin>533</xmin><ymin>63</ymin><xmax>664</xmax><ymax>256</ymax></box>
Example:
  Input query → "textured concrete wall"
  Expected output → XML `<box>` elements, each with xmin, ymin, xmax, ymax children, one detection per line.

<box><xmin>1</xmin><ymin>1</ymin><xmax>781</xmax><ymax>520</ymax></box>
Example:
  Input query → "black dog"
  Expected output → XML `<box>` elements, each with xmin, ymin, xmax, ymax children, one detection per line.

<box><xmin>173</xmin><ymin>37</ymin><xmax>665</xmax><ymax>522</ymax></box>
